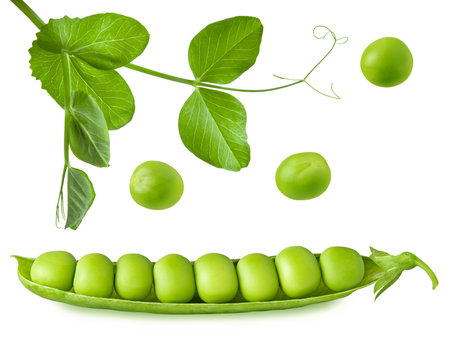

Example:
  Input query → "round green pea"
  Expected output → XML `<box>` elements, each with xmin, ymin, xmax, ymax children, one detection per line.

<box><xmin>154</xmin><ymin>254</ymin><xmax>196</xmax><ymax>303</ymax></box>
<box><xmin>237</xmin><ymin>253</ymin><xmax>279</xmax><ymax>302</ymax></box>
<box><xmin>115</xmin><ymin>254</ymin><xmax>153</xmax><ymax>301</ymax></box>
<box><xmin>73</xmin><ymin>253</ymin><xmax>114</xmax><ymax>298</ymax></box>
<box><xmin>319</xmin><ymin>246</ymin><xmax>365</xmax><ymax>292</ymax></box>
<box><xmin>30</xmin><ymin>251</ymin><xmax>76</xmax><ymax>291</ymax></box>
<box><xmin>194</xmin><ymin>253</ymin><xmax>238</xmax><ymax>303</ymax></box>
<box><xmin>360</xmin><ymin>37</ymin><xmax>413</xmax><ymax>87</ymax></box>
<box><xmin>275</xmin><ymin>246</ymin><xmax>321</xmax><ymax>298</ymax></box>
<box><xmin>275</xmin><ymin>152</ymin><xmax>331</xmax><ymax>200</ymax></box>
<box><xmin>129</xmin><ymin>160</ymin><xmax>184</xmax><ymax>210</ymax></box>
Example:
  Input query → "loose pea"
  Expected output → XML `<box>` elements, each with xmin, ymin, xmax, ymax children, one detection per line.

<box><xmin>30</xmin><ymin>251</ymin><xmax>76</xmax><ymax>291</ymax></box>
<box><xmin>360</xmin><ymin>37</ymin><xmax>413</xmax><ymax>87</ymax></box>
<box><xmin>154</xmin><ymin>254</ymin><xmax>195</xmax><ymax>303</ymax></box>
<box><xmin>115</xmin><ymin>254</ymin><xmax>153</xmax><ymax>301</ymax></box>
<box><xmin>237</xmin><ymin>253</ymin><xmax>279</xmax><ymax>302</ymax></box>
<box><xmin>275</xmin><ymin>152</ymin><xmax>331</xmax><ymax>200</ymax></box>
<box><xmin>194</xmin><ymin>253</ymin><xmax>238</xmax><ymax>303</ymax></box>
<box><xmin>319</xmin><ymin>246</ymin><xmax>365</xmax><ymax>292</ymax></box>
<box><xmin>73</xmin><ymin>253</ymin><xmax>114</xmax><ymax>298</ymax></box>
<box><xmin>129</xmin><ymin>161</ymin><xmax>184</xmax><ymax>210</ymax></box>
<box><xmin>275</xmin><ymin>246</ymin><xmax>321</xmax><ymax>298</ymax></box>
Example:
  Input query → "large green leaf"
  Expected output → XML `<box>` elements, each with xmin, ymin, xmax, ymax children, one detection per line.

<box><xmin>36</xmin><ymin>14</ymin><xmax>149</xmax><ymax>70</ymax></box>
<box><xmin>65</xmin><ymin>167</ymin><xmax>95</xmax><ymax>230</ymax></box>
<box><xmin>29</xmin><ymin>42</ymin><xmax>135</xmax><ymax>130</ymax></box>
<box><xmin>188</xmin><ymin>16</ymin><xmax>263</xmax><ymax>84</ymax></box>
<box><xmin>179</xmin><ymin>88</ymin><xmax>250</xmax><ymax>171</ymax></box>
<box><xmin>70</xmin><ymin>91</ymin><xmax>110</xmax><ymax>167</ymax></box>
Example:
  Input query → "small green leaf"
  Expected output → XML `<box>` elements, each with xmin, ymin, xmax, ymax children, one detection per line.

<box><xmin>179</xmin><ymin>88</ymin><xmax>250</xmax><ymax>171</ymax></box>
<box><xmin>29</xmin><ymin>42</ymin><xmax>135</xmax><ymax>130</ymax></box>
<box><xmin>374</xmin><ymin>269</ymin><xmax>402</xmax><ymax>300</ymax></box>
<box><xmin>188</xmin><ymin>16</ymin><xmax>263</xmax><ymax>84</ymax></box>
<box><xmin>369</xmin><ymin>247</ymin><xmax>390</xmax><ymax>258</ymax></box>
<box><xmin>36</xmin><ymin>14</ymin><xmax>149</xmax><ymax>70</ymax></box>
<box><xmin>69</xmin><ymin>91</ymin><xmax>110</xmax><ymax>167</ymax></box>
<box><xmin>65</xmin><ymin>167</ymin><xmax>95</xmax><ymax>230</ymax></box>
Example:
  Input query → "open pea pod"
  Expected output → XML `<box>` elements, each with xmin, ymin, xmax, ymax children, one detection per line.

<box><xmin>13</xmin><ymin>249</ymin><xmax>437</xmax><ymax>315</ymax></box>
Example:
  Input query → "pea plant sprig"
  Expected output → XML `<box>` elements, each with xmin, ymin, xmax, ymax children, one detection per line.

<box><xmin>11</xmin><ymin>0</ymin><xmax>348</xmax><ymax>229</ymax></box>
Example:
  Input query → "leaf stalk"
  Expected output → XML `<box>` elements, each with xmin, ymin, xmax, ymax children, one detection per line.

<box><xmin>61</xmin><ymin>52</ymin><xmax>72</xmax><ymax>167</ymax></box>
<box><xmin>55</xmin><ymin>51</ymin><xmax>74</xmax><ymax>227</ymax></box>
<box><xmin>10</xmin><ymin>0</ymin><xmax>45</xmax><ymax>28</ymax></box>
<box><xmin>126</xmin><ymin>63</ymin><xmax>305</xmax><ymax>93</ymax></box>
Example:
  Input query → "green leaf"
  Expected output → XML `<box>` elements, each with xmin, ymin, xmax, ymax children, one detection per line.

<box><xmin>179</xmin><ymin>88</ymin><xmax>250</xmax><ymax>171</ymax></box>
<box><xmin>369</xmin><ymin>247</ymin><xmax>390</xmax><ymax>258</ymax></box>
<box><xmin>69</xmin><ymin>91</ymin><xmax>110</xmax><ymax>167</ymax></box>
<box><xmin>29</xmin><ymin>42</ymin><xmax>135</xmax><ymax>130</ymax></box>
<box><xmin>65</xmin><ymin>167</ymin><xmax>95</xmax><ymax>230</ymax></box>
<box><xmin>188</xmin><ymin>16</ymin><xmax>263</xmax><ymax>84</ymax></box>
<box><xmin>373</xmin><ymin>269</ymin><xmax>402</xmax><ymax>300</ymax></box>
<box><xmin>36</xmin><ymin>14</ymin><xmax>149</xmax><ymax>70</ymax></box>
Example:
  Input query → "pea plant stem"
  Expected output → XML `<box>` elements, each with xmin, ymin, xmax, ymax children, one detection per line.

<box><xmin>11</xmin><ymin>0</ymin><xmax>45</xmax><ymax>28</ymax></box>
<box><xmin>61</xmin><ymin>52</ymin><xmax>72</xmax><ymax>167</ymax></box>
<box><xmin>125</xmin><ymin>63</ymin><xmax>303</xmax><ymax>93</ymax></box>
<box><xmin>55</xmin><ymin>164</ymin><xmax>67</xmax><ymax>224</ymax></box>
<box><xmin>196</xmin><ymin>79</ymin><xmax>304</xmax><ymax>93</ymax></box>
<box><xmin>413</xmin><ymin>255</ymin><xmax>439</xmax><ymax>289</ymax></box>
<box><xmin>124</xmin><ymin>63</ymin><xmax>196</xmax><ymax>87</ymax></box>
<box><xmin>55</xmin><ymin>51</ymin><xmax>73</xmax><ymax>225</ymax></box>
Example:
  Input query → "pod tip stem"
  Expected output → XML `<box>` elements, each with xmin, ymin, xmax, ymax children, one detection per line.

<box><xmin>369</xmin><ymin>247</ymin><xmax>438</xmax><ymax>299</ymax></box>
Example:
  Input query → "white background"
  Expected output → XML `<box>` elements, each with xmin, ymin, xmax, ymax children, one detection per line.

<box><xmin>1</xmin><ymin>0</ymin><xmax>460</xmax><ymax>358</ymax></box>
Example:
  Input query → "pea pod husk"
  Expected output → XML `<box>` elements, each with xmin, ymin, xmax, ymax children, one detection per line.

<box><xmin>13</xmin><ymin>249</ymin><xmax>437</xmax><ymax>315</ymax></box>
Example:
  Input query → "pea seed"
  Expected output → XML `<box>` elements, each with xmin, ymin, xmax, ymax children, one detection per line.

<box><xmin>115</xmin><ymin>254</ymin><xmax>153</xmax><ymax>300</ymax></box>
<box><xmin>194</xmin><ymin>253</ymin><xmax>238</xmax><ymax>303</ymax></box>
<box><xmin>130</xmin><ymin>161</ymin><xmax>184</xmax><ymax>210</ymax></box>
<box><xmin>360</xmin><ymin>37</ymin><xmax>413</xmax><ymax>87</ymax></box>
<box><xmin>319</xmin><ymin>246</ymin><xmax>365</xmax><ymax>291</ymax></box>
<box><xmin>30</xmin><ymin>251</ymin><xmax>76</xmax><ymax>291</ymax></box>
<box><xmin>237</xmin><ymin>253</ymin><xmax>279</xmax><ymax>301</ymax></box>
<box><xmin>154</xmin><ymin>254</ymin><xmax>195</xmax><ymax>303</ymax></box>
<box><xmin>275</xmin><ymin>246</ymin><xmax>321</xmax><ymax>298</ymax></box>
<box><xmin>275</xmin><ymin>152</ymin><xmax>331</xmax><ymax>200</ymax></box>
<box><xmin>73</xmin><ymin>253</ymin><xmax>114</xmax><ymax>298</ymax></box>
